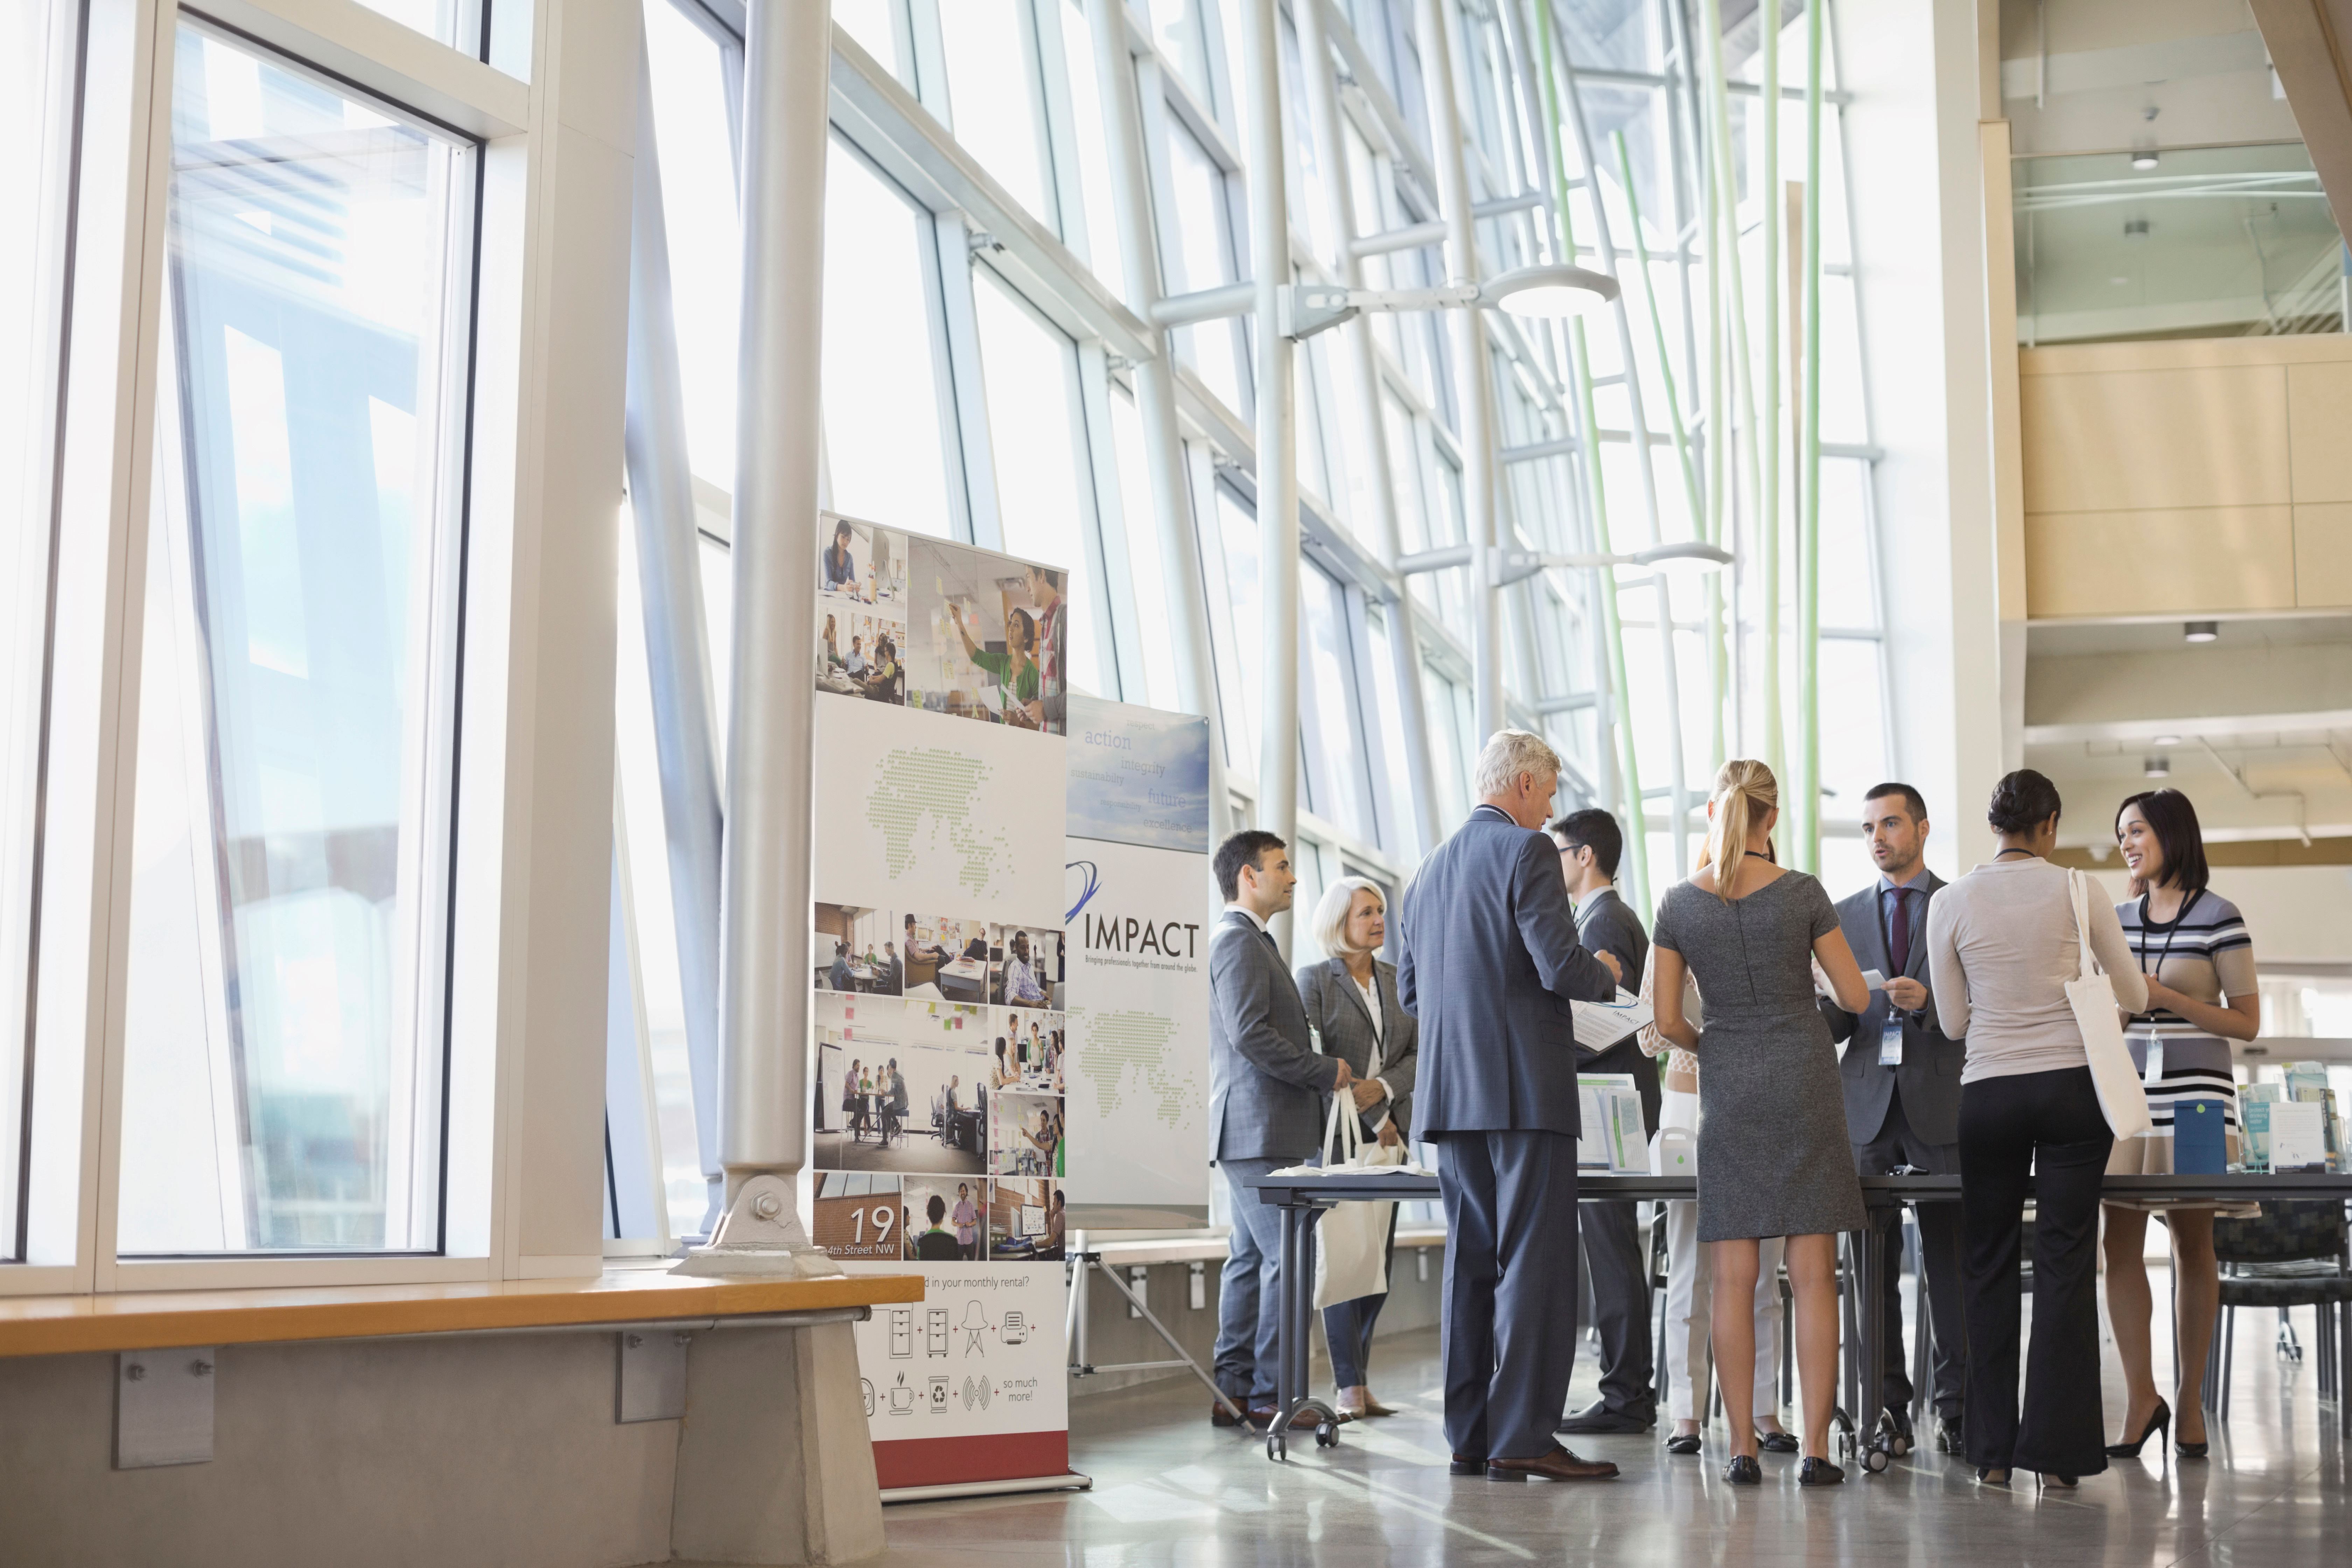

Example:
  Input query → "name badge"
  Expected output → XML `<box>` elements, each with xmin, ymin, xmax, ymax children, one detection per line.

<box><xmin>2142</xmin><ymin>1036</ymin><xmax>2164</xmax><ymax>1085</ymax></box>
<box><xmin>1309</xmin><ymin>1024</ymin><xmax>1324</xmax><ymax>1055</ymax></box>
<box><xmin>1878</xmin><ymin>1021</ymin><xmax>1904</xmax><ymax>1067</ymax></box>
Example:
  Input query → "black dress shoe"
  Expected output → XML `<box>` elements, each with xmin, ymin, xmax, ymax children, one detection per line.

<box><xmin>1725</xmin><ymin>1454</ymin><xmax>1763</xmax><ymax>1485</ymax></box>
<box><xmin>1665</xmin><ymin>1433</ymin><xmax>1703</xmax><ymax>1455</ymax></box>
<box><xmin>1558</xmin><ymin>1400</ymin><xmax>1654</xmax><ymax>1435</ymax></box>
<box><xmin>1798</xmin><ymin>1456</ymin><xmax>1846</xmax><ymax>1486</ymax></box>
<box><xmin>1935</xmin><ymin>1417</ymin><xmax>1965</xmax><ymax>1454</ymax></box>
<box><xmin>1448</xmin><ymin>1454</ymin><xmax>1488</xmax><ymax>1476</ymax></box>
<box><xmin>1755</xmin><ymin>1429</ymin><xmax>1800</xmax><ymax>1454</ymax></box>
<box><xmin>1884</xmin><ymin>1407</ymin><xmax>1916</xmax><ymax>1454</ymax></box>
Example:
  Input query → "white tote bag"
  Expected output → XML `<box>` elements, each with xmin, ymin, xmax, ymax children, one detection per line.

<box><xmin>2066</xmin><ymin>867</ymin><xmax>2152</xmax><ymax>1141</ymax></box>
<box><xmin>1310</xmin><ymin>1096</ymin><xmax>1401</xmax><ymax>1309</ymax></box>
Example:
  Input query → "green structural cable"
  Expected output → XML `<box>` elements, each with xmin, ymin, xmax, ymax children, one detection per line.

<box><xmin>1796</xmin><ymin>0</ymin><xmax>1826</xmax><ymax>874</ymax></box>
<box><xmin>1760</xmin><ymin>0</ymin><xmax>1784</xmax><ymax>794</ymax></box>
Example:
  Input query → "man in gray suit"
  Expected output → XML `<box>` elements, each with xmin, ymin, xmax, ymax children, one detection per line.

<box><xmin>1209</xmin><ymin>829</ymin><xmax>1353</xmax><ymax>1428</ymax></box>
<box><xmin>1550</xmin><ymin>808</ymin><xmax>1660</xmax><ymax>1437</ymax></box>
<box><xmin>1396</xmin><ymin>732</ymin><xmax>1623</xmax><ymax>1481</ymax></box>
<box><xmin>1819</xmin><ymin>782</ymin><xmax>1967</xmax><ymax>1454</ymax></box>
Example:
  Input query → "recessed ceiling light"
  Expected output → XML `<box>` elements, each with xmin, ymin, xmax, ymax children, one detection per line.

<box><xmin>2143</xmin><ymin>756</ymin><xmax>2170</xmax><ymax>778</ymax></box>
<box><xmin>2131</xmin><ymin>151</ymin><xmax>2160</xmax><ymax>171</ymax></box>
<box><xmin>2152</xmin><ymin>734</ymin><xmax>2181</xmax><ymax>747</ymax></box>
<box><xmin>2184</xmin><ymin>620</ymin><xmax>2219</xmax><ymax>643</ymax></box>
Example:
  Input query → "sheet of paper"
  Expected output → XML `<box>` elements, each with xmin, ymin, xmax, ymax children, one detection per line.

<box><xmin>1570</xmin><ymin>988</ymin><xmax>1654</xmax><ymax>1050</ymax></box>
<box><xmin>1577</xmin><ymin>1073</ymin><xmax>1644</xmax><ymax>1171</ymax></box>
<box><xmin>1861</xmin><ymin>969</ymin><xmax>1886</xmax><ymax>992</ymax></box>
<box><xmin>2269</xmin><ymin>1100</ymin><xmax>2328</xmax><ymax>1171</ymax></box>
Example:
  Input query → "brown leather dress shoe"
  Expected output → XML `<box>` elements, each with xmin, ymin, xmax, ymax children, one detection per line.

<box><xmin>1486</xmin><ymin>1444</ymin><xmax>1620</xmax><ymax>1482</ymax></box>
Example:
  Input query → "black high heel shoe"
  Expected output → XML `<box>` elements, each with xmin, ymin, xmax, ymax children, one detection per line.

<box><xmin>2175</xmin><ymin>1434</ymin><xmax>2210</xmax><ymax>1459</ymax></box>
<box><xmin>1725</xmin><ymin>1454</ymin><xmax>1762</xmax><ymax>1485</ymax></box>
<box><xmin>2036</xmin><ymin>1471</ymin><xmax>2079</xmax><ymax>1490</ymax></box>
<box><xmin>2105</xmin><ymin>1397</ymin><xmax>2170</xmax><ymax>1459</ymax></box>
<box><xmin>1976</xmin><ymin>1465</ymin><xmax>2010</xmax><ymax>1487</ymax></box>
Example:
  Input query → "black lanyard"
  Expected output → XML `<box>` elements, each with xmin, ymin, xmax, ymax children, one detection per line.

<box><xmin>2136</xmin><ymin>888</ymin><xmax>2202</xmax><ymax>981</ymax></box>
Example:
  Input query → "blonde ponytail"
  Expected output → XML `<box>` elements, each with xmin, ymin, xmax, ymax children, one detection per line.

<box><xmin>1705</xmin><ymin>759</ymin><xmax>1780</xmax><ymax>902</ymax></box>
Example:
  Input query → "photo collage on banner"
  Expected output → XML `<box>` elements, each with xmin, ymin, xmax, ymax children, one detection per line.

<box><xmin>810</xmin><ymin>516</ymin><xmax>1073</xmax><ymax>1490</ymax></box>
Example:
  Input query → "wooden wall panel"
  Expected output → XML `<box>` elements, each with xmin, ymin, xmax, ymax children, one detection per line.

<box><xmin>2019</xmin><ymin>364</ymin><xmax>2290</xmax><ymax>515</ymax></box>
<box><xmin>2297</xmin><ymin>503</ymin><xmax>2352</xmax><ymax>607</ymax></box>
<box><xmin>2023</xmin><ymin>506</ymin><xmax>2297</xmax><ymax>617</ymax></box>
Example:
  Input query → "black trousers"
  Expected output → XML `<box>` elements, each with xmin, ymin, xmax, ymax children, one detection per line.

<box><xmin>1855</xmin><ymin>1091</ymin><xmax>1966</xmax><ymax>1422</ymax></box>
<box><xmin>1576</xmin><ymin>1200</ymin><xmax>1656</xmax><ymax>1420</ymax></box>
<box><xmin>1956</xmin><ymin>1066</ymin><xmax>2113</xmax><ymax>1477</ymax></box>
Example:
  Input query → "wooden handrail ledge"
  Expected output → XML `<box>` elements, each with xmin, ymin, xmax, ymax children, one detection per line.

<box><xmin>0</xmin><ymin>1269</ymin><xmax>924</xmax><ymax>1358</ymax></box>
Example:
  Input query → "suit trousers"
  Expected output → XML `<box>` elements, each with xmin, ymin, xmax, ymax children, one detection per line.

<box><xmin>1956</xmin><ymin>1066</ymin><xmax>2113</xmax><ymax>1477</ymax></box>
<box><xmin>1215</xmin><ymin>1156</ymin><xmax>1314</xmax><ymax>1402</ymax></box>
<box><xmin>1854</xmin><ymin>1089</ymin><xmax>1967</xmax><ymax>1422</ymax></box>
<box><xmin>1320</xmin><ymin>1206</ymin><xmax>1397</xmax><ymax>1390</ymax></box>
<box><xmin>1436</xmin><ymin>1128</ymin><xmax>1580</xmax><ymax>1461</ymax></box>
<box><xmin>1577</xmin><ymin>1199</ymin><xmax>1656</xmax><ymax>1420</ymax></box>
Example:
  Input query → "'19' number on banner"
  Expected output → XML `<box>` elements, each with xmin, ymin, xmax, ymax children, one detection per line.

<box><xmin>850</xmin><ymin>1203</ymin><xmax>897</xmax><ymax>1246</ymax></box>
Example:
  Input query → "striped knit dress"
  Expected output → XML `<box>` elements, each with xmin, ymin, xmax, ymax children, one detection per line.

<box><xmin>2111</xmin><ymin>887</ymin><xmax>2257</xmax><ymax>1206</ymax></box>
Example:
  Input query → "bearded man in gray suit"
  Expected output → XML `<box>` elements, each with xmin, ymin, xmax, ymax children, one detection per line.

<box><xmin>1818</xmin><ymin>783</ymin><xmax>1968</xmax><ymax>1454</ymax></box>
<box><xmin>1395</xmin><ymin>731</ymin><xmax>1624</xmax><ymax>1483</ymax></box>
<box><xmin>1208</xmin><ymin>829</ymin><xmax>1353</xmax><ymax>1429</ymax></box>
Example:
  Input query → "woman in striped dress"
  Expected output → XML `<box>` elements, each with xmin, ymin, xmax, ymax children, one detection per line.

<box><xmin>2100</xmin><ymin>789</ymin><xmax>2261</xmax><ymax>1460</ymax></box>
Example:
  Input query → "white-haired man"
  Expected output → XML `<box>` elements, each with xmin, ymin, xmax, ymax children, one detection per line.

<box><xmin>1395</xmin><ymin>730</ymin><xmax>1624</xmax><ymax>1482</ymax></box>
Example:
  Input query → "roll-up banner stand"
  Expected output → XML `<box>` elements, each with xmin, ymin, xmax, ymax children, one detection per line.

<box><xmin>806</xmin><ymin>518</ymin><xmax>1209</xmax><ymax>1500</ymax></box>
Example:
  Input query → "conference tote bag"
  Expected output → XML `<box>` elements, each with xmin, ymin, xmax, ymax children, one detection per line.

<box><xmin>1310</xmin><ymin>1096</ymin><xmax>1401</xmax><ymax>1309</ymax></box>
<box><xmin>2066</xmin><ymin>867</ymin><xmax>2152</xmax><ymax>1141</ymax></box>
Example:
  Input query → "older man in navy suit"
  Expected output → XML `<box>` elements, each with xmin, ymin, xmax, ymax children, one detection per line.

<box><xmin>1396</xmin><ymin>730</ymin><xmax>1624</xmax><ymax>1482</ymax></box>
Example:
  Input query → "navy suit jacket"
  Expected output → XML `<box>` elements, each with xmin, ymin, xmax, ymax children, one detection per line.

<box><xmin>1818</xmin><ymin>872</ymin><xmax>1965</xmax><ymax>1147</ymax></box>
<box><xmin>1395</xmin><ymin>805</ymin><xmax>1620</xmax><ymax>1137</ymax></box>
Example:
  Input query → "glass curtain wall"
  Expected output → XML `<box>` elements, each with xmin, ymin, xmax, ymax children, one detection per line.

<box><xmin>609</xmin><ymin>0</ymin><xmax>1898</xmax><ymax>1227</ymax></box>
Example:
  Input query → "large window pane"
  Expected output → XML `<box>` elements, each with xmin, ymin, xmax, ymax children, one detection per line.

<box><xmin>1060</xmin><ymin>0</ymin><xmax>1129</xmax><ymax>292</ymax></box>
<box><xmin>1111</xmin><ymin>385</ymin><xmax>1184</xmax><ymax>707</ymax></box>
<box><xmin>1301</xmin><ymin>567</ymin><xmax>1371</xmax><ymax>841</ymax></box>
<box><xmin>824</xmin><ymin>141</ymin><xmax>955</xmax><ymax>539</ymax></box>
<box><xmin>117</xmin><ymin>26</ymin><xmax>470</xmax><ymax>1253</ymax></box>
<box><xmin>647</xmin><ymin>0</ymin><xmax>742</xmax><ymax>491</ymax></box>
<box><xmin>0</xmin><ymin>0</ymin><xmax>76</xmax><ymax>1250</ymax></box>
<box><xmin>1162</xmin><ymin>122</ymin><xmax>1244</xmax><ymax>411</ymax></box>
<box><xmin>940</xmin><ymin>0</ymin><xmax>1052</xmax><ymax>226</ymax></box>
<box><xmin>973</xmin><ymin>269</ymin><xmax>1102</xmax><ymax>695</ymax></box>
<box><xmin>1207</xmin><ymin>482</ymin><xmax>1261</xmax><ymax>773</ymax></box>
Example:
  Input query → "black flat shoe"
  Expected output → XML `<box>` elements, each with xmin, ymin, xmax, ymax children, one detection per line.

<box><xmin>1665</xmin><ymin>1433</ymin><xmax>1703</xmax><ymax>1455</ymax></box>
<box><xmin>1725</xmin><ymin>1455</ymin><xmax>1762</xmax><ymax>1485</ymax></box>
<box><xmin>1798</xmin><ymin>1457</ymin><xmax>1845</xmax><ymax>1486</ymax></box>
<box><xmin>2106</xmin><ymin>1397</ymin><xmax>2170</xmax><ymax>1459</ymax></box>
<box><xmin>1935</xmin><ymin>1416</ymin><xmax>1966</xmax><ymax>1454</ymax></box>
<box><xmin>1756</xmin><ymin>1429</ymin><xmax>1800</xmax><ymax>1454</ymax></box>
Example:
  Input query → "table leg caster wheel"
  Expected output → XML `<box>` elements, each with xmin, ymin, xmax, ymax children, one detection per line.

<box><xmin>1315</xmin><ymin>1420</ymin><xmax>1340</xmax><ymax>1448</ymax></box>
<box><xmin>1863</xmin><ymin>1445</ymin><xmax>1891</xmax><ymax>1475</ymax></box>
<box><xmin>1267</xmin><ymin>1433</ymin><xmax>1287</xmax><ymax>1462</ymax></box>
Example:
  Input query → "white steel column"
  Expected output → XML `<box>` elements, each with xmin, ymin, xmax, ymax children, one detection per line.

<box><xmin>1418</xmin><ymin>0</ymin><xmax>1503</xmax><ymax>743</ymax></box>
<box><xmin>1086</xmin><ymin>0</ymin><xmax>1227</xmax><ymax>840</ymax></box>
<box><xmin>622</xmin><ymin>41</ymin><xmax>726</xmax><ymax>1238</ymax></box>
<box><xmin>1294</xmin><ymin>0</ymin><xmax>1441</xmax><ymax>855</ymax></box>
<box><xmin>685</xmin><ymin>0</ymin><xmax>832</xmax><ymax>1272</ymax></box>
<box><xmin>1241</xmin><ymin>0</ymin><xmax>1300</xmax><ymax>954</ymax></box>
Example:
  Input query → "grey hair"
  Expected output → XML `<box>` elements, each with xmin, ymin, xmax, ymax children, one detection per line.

<box><xmin>1311</xmin><ymin>876</ymin><xmax>1386</xmax><ymax>957</ymax></box>
<box><xmin>1473</xmin><ymin>728</ymin><xmax>1563</xmax><ymax>800</ymax></box>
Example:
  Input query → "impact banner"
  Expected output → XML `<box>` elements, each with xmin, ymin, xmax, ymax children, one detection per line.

<box><xmin>1062</xmin><ymin>695</ymin><xmax>1213</xmax><ymax>1227</ymax></box>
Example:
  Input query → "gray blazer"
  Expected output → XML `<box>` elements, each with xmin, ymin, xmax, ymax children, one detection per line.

<box><xmin>1573</xmin><ymin>887</ymin><xmax>1659</xmax><ymax>1138</ymax></box>
<box><xmin>1209</xmin><ymin>909</ymin><xmax>1339</xmax><ymax>1162</ymax></box>
<box><xmin>1296</xmin><ymin>957</ymin><xmax>1419</xmax><ymax>1142</ymax></box>
<box><xmin>1819</xmin><ymin>873</ymin><xmax>1965</xmax><ymax>1148</ymax></box>
<box><xmin>1395</xmin><ymin>805</ymin><xmax>1619</xmax><ymax>1138</ymax></box>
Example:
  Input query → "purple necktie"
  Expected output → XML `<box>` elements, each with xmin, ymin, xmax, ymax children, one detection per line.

<box><xmin>1889</xmin><ymin>888</ymin><xmax>1911</xmax><ymax>977</ymax></box>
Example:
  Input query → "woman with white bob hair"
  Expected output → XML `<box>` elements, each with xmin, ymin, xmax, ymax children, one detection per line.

<box><xmin>1296</xmin><ymin>875</ymin><xmax>1419</xmax><ymax>1420</ymax></box>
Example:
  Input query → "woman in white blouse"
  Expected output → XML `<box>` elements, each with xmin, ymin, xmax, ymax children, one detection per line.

<box><xmin>1297</xmin><ymin>877</ymin><xmax>1420</xmax><ymax>1421</ymax></box>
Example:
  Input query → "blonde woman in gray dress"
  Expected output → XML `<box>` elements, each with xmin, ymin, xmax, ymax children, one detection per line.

<box><xmin>1651</xmin><ymin>760</ymin><xmax>1873</xmax><ymax>1486</ymax></box>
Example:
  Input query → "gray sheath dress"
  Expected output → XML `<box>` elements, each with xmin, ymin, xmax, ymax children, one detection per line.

<box><xmin>1653</xmin><ymin>872</ymin><xmax>1867</xmax><ymax>1243</ymax></box>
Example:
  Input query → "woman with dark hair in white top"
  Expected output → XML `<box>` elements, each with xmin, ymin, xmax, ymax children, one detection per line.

<box><xmin>2102</xmin><ymin>788</ymin><xmax>2259</xmax><ymax>1461</ymax></box>
<box><xmin>1926</xmin><ymin>770</ymin><xmax>2147</xmax><ymax>1489</ymax></box>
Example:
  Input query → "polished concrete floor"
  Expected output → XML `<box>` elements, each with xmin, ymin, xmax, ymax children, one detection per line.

<box><xmin>874</xmin><ymin>1271</ymin><xmax>2348</xmax><ymax>1565</ymax></box>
